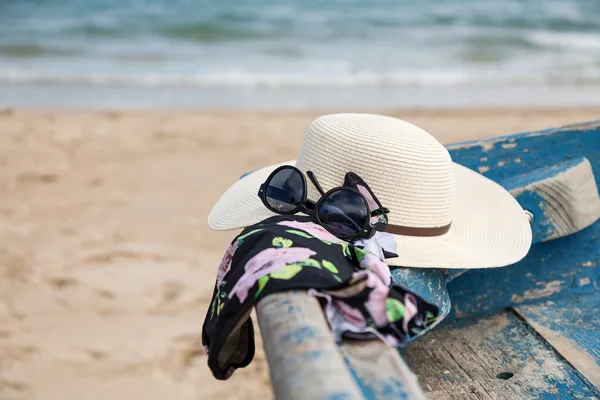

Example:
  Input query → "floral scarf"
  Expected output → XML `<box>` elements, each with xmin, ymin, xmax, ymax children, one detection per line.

<box><xmin>202</xmin><ymin>215</ymin><xmax>439</xmax><ymax>380</ymax></box>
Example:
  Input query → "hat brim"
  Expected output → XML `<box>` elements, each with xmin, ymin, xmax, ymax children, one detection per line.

<box><xmin>208</xmin><ymin>161</ymin><xmax>532</xmax><ymax>269</ymax></box>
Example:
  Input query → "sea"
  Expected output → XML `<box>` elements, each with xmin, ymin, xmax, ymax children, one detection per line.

<box><xmin>1</xmin><ymin>0</ymin><xmax>599</xmax><ymax>108</ymax></box>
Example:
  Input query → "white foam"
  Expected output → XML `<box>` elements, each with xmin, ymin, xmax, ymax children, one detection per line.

<box><xmin>2</xmin><ymin>64</ymin><xmax>600</xmax><ymax>89</ymax></box>
<box><xmin>527</xmin><ymin>30</ymin><xmax>600</xmax><ymax>51</ymax></box>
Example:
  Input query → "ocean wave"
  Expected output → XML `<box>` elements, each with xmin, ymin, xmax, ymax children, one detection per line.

<box><xmin>526</xmin><ymin>31</ymin><xmax>600</xmax><ymax>50</ymax></box>
<box><xmin>2</xmin><ymin>68</ymin><xmax>600</xmax><ymax>88</ymax></box>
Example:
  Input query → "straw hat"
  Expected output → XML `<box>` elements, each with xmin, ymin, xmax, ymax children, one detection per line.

<box><xmin>209</xmin><ymin>113</ymin><xmax>532</xmax><ymax>269</ymax></box>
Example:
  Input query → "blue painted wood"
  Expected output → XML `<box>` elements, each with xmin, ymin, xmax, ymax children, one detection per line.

<box><xmin>256</xmin><ymin>292</ymin><xmax>365</xmax><ymax>399</ymax></box>
<box><xmin>446</xmin><ymin>120</ymin><xmax>600</xmax><ymax>185</ymax></box>
<box><xmin>402</xmin><ymin>310</ymin><xmax>600</xmax><ymax>399</ymax></box>
<box><xmin>515</xmin><ymin>295</ymin><xmax>600</xmax><ymax>389</ymax></box>
<box><xmin>499</xmin><ymin>156</ymin><xmax>595</xmax><ymax>243</ymax></box>
<box><xmin>340</xmin><ymin>341</ymin><xmax>424</xmax><ymax>400</ymax></box>
<box><xmin>444</xmin><ymin>120</ymin><xmax>600</xmax><ymax>320</ymax></box>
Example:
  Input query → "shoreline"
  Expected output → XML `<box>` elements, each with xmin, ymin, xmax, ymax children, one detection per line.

<box><xmin>3</xmin><ymin>84</ymin><xmax>600</xmax><ymax>110</ymax></box>
<box><xmin>3</xmin><ymin>106</ymin><xmax>600</xmax><ymax>115</ymax></box>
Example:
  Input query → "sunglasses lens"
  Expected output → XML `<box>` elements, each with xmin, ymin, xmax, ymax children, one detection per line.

<box><xmin>265</xmin><ymin>168</ymin><xmax>304</xmax><ymax>212</ymax></box>
<box><xmin>317</xmin><ymin>189</ymin><xmax>368</xmax><ymax>238</ymax></box>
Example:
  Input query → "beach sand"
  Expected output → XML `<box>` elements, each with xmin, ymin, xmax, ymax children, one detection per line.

<box><xmin>1</xmin><ymin>108</ymin><xmax>598</xmax><ymax>400</ymax></box>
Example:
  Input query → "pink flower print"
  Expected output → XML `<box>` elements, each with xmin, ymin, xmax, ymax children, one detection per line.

<box><xmin>360</xmin><ymin>252</ymin><xmax>391</xmax><ymax>286</ymax></box>
<box><xmin>402</xmin><ymin>293</ymin><xmax>419</xmax><ymax>333</ymax></box>
<box><xmin>216</xmin><ymin>240</ymin><xmax>239</xmax><ymax>288</ymax></box>
<box><xmin>229</xmin><ymin>247</ymin><xmax>316</xmax><ymax>303</ymax></box>
<box><xmin>278</xmin><ymin>220</ymin><xmax>343</xmax><ymax>243</ymax></box>
<box><xmin>357</xmin><ymin>184</ymin><xmax>381</xmax><ymax>225</ymax></box>
<box><xmin>362</xmin><ymin>271</ymin><xmax>390</xmax><ymax>327</ymax></box>
<box><xmin>334</xmin><ymin>300</ymin><xmax>367</xmax><ymax>328</ymax></box>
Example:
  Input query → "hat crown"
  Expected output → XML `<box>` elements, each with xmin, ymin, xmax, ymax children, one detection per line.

<box><xmin>295</xmin><ymin>113</ymin><xmax>455</xmax><ymax>229</ymax></box>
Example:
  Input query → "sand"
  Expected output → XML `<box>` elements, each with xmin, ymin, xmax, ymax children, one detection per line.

<box><xmin>1</xmin><ymin>108</ymin><xmax>598</xmax><ymax>400</ymax></box>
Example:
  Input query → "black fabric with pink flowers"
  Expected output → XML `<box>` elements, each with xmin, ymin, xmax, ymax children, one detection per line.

<box><xmin>202</xmin><ymin>215</ymin><xmax>439</xmax><ymax>380</ymax></box>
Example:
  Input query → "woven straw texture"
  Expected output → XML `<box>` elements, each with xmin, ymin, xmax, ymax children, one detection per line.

<box><xmin>208</xmin><ymin>114</ymin><xmax>532</xmax><ymax>269</ymax></box>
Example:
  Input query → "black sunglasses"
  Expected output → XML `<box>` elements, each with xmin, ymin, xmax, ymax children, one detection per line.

<box><xmin>257</xmin><ymin>165</ymin><xmax>389</xmax><ymax>241</ymax></box>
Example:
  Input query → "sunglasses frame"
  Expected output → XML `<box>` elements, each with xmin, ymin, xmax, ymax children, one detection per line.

<box><xmin>257</xmin><ymin>165</ymin><xmax>388</xmax><ymax>240</ymax></box>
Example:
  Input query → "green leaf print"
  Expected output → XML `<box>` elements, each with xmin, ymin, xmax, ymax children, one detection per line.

<box><xmin>411</xmin><ymin>327</ymin><xmax>424</xmax><ymax>336</ymax></box>
<box><xmin>319</xmin><ymin>239</ymin><xmax>351</xmax><ymax>257</ymax></box>
<box><xmin>254</xmin><ymin>276</ymin><xmax>269</xmax><ymax>298</ymax></box>
<box><xmin>385</xmin><ymin>298</ymin><xmax>406</xmax><ymax>323</ymax></box>
<box><xmin>210</xmin><ymin>297</ymin><xmax>216</xmax><ymax>319</ymax></box>
<box><xmin>270</xmin><ymin>263</ymin><xmax>303</xmax><ymax>280</ymax></box>
<box><xmin>321</xmin><ymin>259</ymin><xmax>339</xmax><ymax>274</ymax></box>
<box><xmin>237</xmin><ymin>229</ymin><xmax>262</xmax><ymax>241</ymax></box>
<box><xmin>424</xmin><ymin>311</ymin><xmax>437</xmax><ymax>327</ymax></box>
<box><xmin>215</xmin><ymin>297</ymin><xmax>222</xmax><ymax>316</ymax></box>
<box><xmin>285</xmin><ymin>229</ymin><xmax>351</xmax><ymax>257</ymax></box>
<box><xmin>272</xmin><ymin>237</ymin><xmax>293</xmax><ymax>248</ymax></box>
<box><xmin>353</xmin><ymin>247</ymin><xmax>371</xmax><ymax>264</ymax></box>
<box><xmin>285</xmin><ymin>229</ymin><xmax>313</xmax><ymax>239</ymax></box>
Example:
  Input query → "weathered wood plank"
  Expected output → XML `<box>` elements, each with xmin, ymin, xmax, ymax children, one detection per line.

<box><xmin>502</xmin><ymin>157</ymin><xmax>600</xmax><ymax>244</ymax></box>
<box><xmin>402</xmin><ymin>311</ymin><xmax>600</xmax><ymax>400</ymax></box>
<box><xmin>515</xmin><ymin>296</ymin><xmax>600</xmax><ymax>390</ymax></box>
<box><xmin>446</xmin><ymin>120</ymin><xmax>600</xmax><ymax>185</ymax></box>
<box><xmin>445</xmin><ymin>121</ymin><xmax>600</xmax><ymax>320</ymax></box>
<box><xmin>340</xmin><ymin>340</ymin><xmax>426</xmax><ymax>400</ymax></box>
<box><xmin>257</xmin><ymin>291</ymin><xmax>429</xmax><ymax>400</ymax></box>
<box><xmin>256</xmin><ymin>291</ymin><xmax>363</xmax><ymax>400</ymax></box>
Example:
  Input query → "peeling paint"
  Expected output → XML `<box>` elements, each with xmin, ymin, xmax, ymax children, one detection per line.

<box><xmin>480</xmin><ymin>157</ymin><xmax>488</xmax><ymax>162</ymax></box>
<box><xmin>482</xmin><ymin>143</ymin><xmax>494</xmax><ymax>151</ymax></box>
<box><xmin>516</xmin><ymin>297</ymin><xmax>600</xmax><ymax>390</ymax></box>
<box><xmin>497</xmin><ymin>161</ymin><xmax>506</xmax><ymax>166</ymax></box>
<box><xmin>579</xmin><ymin>277</ymin><xmax>591</xmax><ymax>286</ymax></box>
<box><xmin>405</xmin><ymin>311</ymin><xmax>599</xmax><ymax>399</ymax></box>
<box><xmin>515</xmin><ymin>157</ymin><xmax>522</xmax><ymax>163</ymax></box>
<box><xmin>502</xmin><ymin>143</ymin><xmax>517</xmax><ymax>149</ymax></box>
<box><xmin>510</xmin><ymin>280</ymin><xmax>563</xmax><ymax>303</ymax></box>
<box><xmin>478</xmin><ymin>166</ymin><xmax>490</xmax><ymax>173</ymax></box>
<box><xmin>582</xmin><ymin>261</ymin><xmax>597</xmax><ymax>268</ymax></box>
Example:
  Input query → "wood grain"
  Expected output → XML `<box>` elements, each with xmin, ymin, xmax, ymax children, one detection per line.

<box><xmin>402</xmin><ymin>311</ymin><xmax>600</xmax><ymax>400</ymax></box>
<box><xmin>340</xmin><ymin>340</ymin><xmax>427</xmax><ymax>400</ymax></box>
<box><xmin>515</xmin><ymin>296</ymin><xmax>600</xmax><ymax>390</ymax></box>
<box><xmin>256</xmin><ymin>291</ymin><xmax>363</xmax><ymax>400</ymax></box>
<box><xmin>505</xmin><ymin>157</ymin><xmax>600</xmax><ymax>243</ymax></box>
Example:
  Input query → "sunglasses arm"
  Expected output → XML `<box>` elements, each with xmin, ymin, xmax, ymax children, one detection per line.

<box><xmin>371</xmin><ymin>207</ymin><xmax>390</xmax><ymax>216</ymax></box>
<box><xmin>306</xmin><ymin>171</ymin><xmax>326</xmax><ymax>196</ymax></box>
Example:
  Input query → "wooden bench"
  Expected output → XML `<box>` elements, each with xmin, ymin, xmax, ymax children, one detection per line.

<box><xmin>254</xmin><ymin>120</ymin><xmax>600</xmax><ymax>399</ymax></box>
